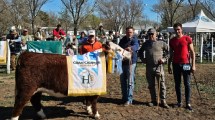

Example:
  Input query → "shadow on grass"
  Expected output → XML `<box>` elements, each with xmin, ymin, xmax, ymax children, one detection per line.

<box><xmin>98</xmin><ymin>97</ymin><xmax>148</xmax><ymax>106</ymax></box>
<box><xmin>0</xmin><ymin>105</ymin><xmax>91</xmax><ymax>120</ymax></box>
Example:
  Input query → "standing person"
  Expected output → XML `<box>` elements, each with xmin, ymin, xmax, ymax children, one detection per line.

<box><xmin>6</xmin><ymin>29</ymin><xmax>21</xmax><ymax>70</ymax></box>
<box><xmin>168</xmin><ymin>23</ymin><xmax>196</xmax><ymax>111</ymax></box>
<box><xmin>138</xmin><ymin>28</ymin><xmax>170</xmax><ymax>108</ymax></box>
<box><xmin>53</xmin><ymin>24</ymin><xmax>66</xmax><ymax>41</ymax></box>
<box><xmin>34</xmin><ymin>27</ymin><xmax>46</xmax><ymax>40</ymax></box>
<box><xmin>106</xmin><ymin>30</ymin><xmax>114</xmax><ymax>42</ymax></box>
<box><xmin>119</xmin><ymin>26</ymin><xmax>139</xmax><ymax>106</ymax></box>
<box><xmin>96</xmin><ymin>24</ymin><xmax>106</xmax><ymax>42</ymax></box>
<box><xmin>113</xmin><ymin>31</ymin><xmax>121</xmax><ymax>44</ymax></box>
<box><xmin>21</xmin><ymin>29</ymin><xmax>32</xmax><ymax>50</ymax></box>
<box><xmin>78</xmin><ymin>31</ymin><xmax>87</xmax><ymax>45</ymax></box>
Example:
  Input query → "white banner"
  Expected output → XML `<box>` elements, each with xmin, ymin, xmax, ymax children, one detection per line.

<box><xmin>67</xmin><ymin>49</ymin><xmax>106</xmax><ymax>96</ymax></box>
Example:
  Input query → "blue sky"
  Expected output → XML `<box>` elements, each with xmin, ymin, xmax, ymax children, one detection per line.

<box><xmin>42</xmin><ymin>0</ymin><xmax>159</xmax><ymax>22</ymax></box>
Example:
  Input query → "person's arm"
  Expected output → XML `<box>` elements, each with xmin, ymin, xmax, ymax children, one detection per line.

<box><xmin>130</xmin><ymin>37</ymin><xmax>139</xmax><ymax>52</ymax></box>
<box><xmin>168</xmin><ymin>47</ymin><xmax>173</xmax><ymax>74</ymax></box>
<box><xmin>189</xmin><ymin>43</ymin><xmax>196</xmax><ymax>72</ymax></box>
<box><xmin>138</xmin><ymin>44</ymin><xmax>145</xmax><ymax>63</ymax></box>
<box><xmin>161</xmin><ymin>42</ymin><xmax>169</xmax><ymax>63</ymax></box>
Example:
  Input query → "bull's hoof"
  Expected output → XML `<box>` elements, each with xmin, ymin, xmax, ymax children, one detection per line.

<box><xmin>87</xmin><ymin>105</ymin><xmax>93</xmax><ymax>115</ymax></box>
<box><xmin>94</xmin><ymin>111</ymin><xmax>100</xmax><ymax>120</ymax></box>
<box><xmin>37</xmin><ymin>109</ymin><xmax>47</xmax><ymax>119</ymax></box>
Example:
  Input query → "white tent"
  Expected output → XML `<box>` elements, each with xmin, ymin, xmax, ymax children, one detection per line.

<box><xmin>167</xmin><ymin>10</ymin><xmax>215</xmax><ymax>32</ymax></box>
<box><xmin>167</xmin><ymin>10</ymin><xmax>215</xmax><ymax>63</ymax></box>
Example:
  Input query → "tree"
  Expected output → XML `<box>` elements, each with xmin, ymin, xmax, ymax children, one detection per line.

<box><xmin>152</xmin><ymin>0</ymin><xmax>186</xmax><ymax>27</ymax></box>
<box><xmin>188</xmin><ymin>0</ymin><xmax>200</xmax><ymax>19</ymax></box>
<box><xmin>80</xmin><ymin>14</ymin><xmax>101</xmax><ymax>30</ymax></box>
<box><xmin>26</xmin><ymin>0</ymin><xmax>49</xmax><ymax>34</ymax></box>
<box><xmin>198</xmin><ymin>0</ymin><xmax>215</xmax><ymax>19</ymax></box>
<box><xmin>58</xmin><ymin>8</ymin><xmax>73</xmax><ymax>33</ymax></box>
<box><xmin>97</xmin><ymin>0</ymin><xmax>143</xmax><ymax>32</ymax></box>
<box><xmin>60</xmin><ymin>0</ymin><xmax>97</xmax><ymax>35</ymax></box>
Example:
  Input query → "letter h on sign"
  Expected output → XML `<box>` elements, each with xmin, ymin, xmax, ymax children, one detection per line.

<box><xmin>82</xmin><ymin>74</ymin><xmax>90</xmax><ymax>84</ymax></box>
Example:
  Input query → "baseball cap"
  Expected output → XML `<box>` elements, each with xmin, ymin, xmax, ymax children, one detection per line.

<box><xmin>147</xmin><ymin>28</ymin><xmax>156</xmax><ymax>34</ymax></box>
<box><xmin>88</xmin><ymin>30</ymin><xmax>96</xmax><ymax>36</ymax></box>
<box><xmin>23</xmin><ymin>29</ymin><xmax>28</xmax><ymax>32</ymax></box>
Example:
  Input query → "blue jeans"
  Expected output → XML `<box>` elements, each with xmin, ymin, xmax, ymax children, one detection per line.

<box><xmin>120</xmin><ymin>63</ymin><xmax>136</xmax><ymax>103</ymax></box>
<box><xmin>172</xmin><ymin>64</ymin><xmax>191</xmax><ymax>105</ymax></box>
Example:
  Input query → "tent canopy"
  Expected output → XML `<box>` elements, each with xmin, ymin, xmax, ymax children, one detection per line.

<box><xmin>168</xmin><ymin>10</ymin><xmax>215</xmax><ymax>32</ymax></box>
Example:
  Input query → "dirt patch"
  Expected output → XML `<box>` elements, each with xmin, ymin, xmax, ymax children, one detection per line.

<box><xmin>0</xmin><ymin>64</ymin><xmax>215</xmax><ymax>120</ymax></box>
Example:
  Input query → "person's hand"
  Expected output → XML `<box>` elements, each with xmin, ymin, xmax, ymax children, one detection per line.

<box><xmin>191</xmin><ymin>65</ymin><xmax>196</xmax><ymax>73</ymax></box>
<box><xmin>168</xmin><ymin>66</ymin><xmax>172</xmax><ymax>74</ymax></box>
<box><xmin>158</xmin><ymin>59</ymin><xmax>165</xmax><ymax>64</ymax></box>
<box><xmin>125</xmin><ymin>47</ymin><xmax>132</xmax><ymax>52</ymax></box>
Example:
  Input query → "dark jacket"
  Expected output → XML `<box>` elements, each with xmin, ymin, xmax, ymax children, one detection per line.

<box><xmin>119</xmin><ymin>35</ymin><xmax>139</xmax><ymax>65</ymax></box>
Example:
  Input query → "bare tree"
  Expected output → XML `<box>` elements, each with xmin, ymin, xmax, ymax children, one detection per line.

<box><xmin>98</xmin><ymin>0</ymin><xmax>143</xmax><ymax>32</ymax></box>
<box><xmin>60</xmin><ymin>0</ymin><xmax>97</xmax><ymax>35</ymax></box>
<box><xmin>125</xmin><ymin>0</ymin><xmax>143</xmax><ymax>27</ymax></box>
<box><xmin>97</xmin><ymin>0</ymin><xmax>127</xmax><ymax>32</ymax></box>
<box><xmin>153</xmin><ymin>0</ymin><xmax>185</xmax><ymax>27</ymax></box>
<box><xmin>188</xmin><ymin>0</ymin><xmax>200</xmax><ymax>19</ymax></box>
<box><xmin>26</xmin><ymin>0</ymin><xmax>49</xmax><ymax>34</ymax></box>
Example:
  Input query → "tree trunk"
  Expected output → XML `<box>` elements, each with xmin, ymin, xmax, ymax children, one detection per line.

<box><xmin>74</xmin><ymin>25</ymin><xmax>78</xmax><ymax>36</ymax></box>
<box><xmin>31</xmin><ymin>19</ymin><xmax>35</xmax><ymax>35</ymax></box>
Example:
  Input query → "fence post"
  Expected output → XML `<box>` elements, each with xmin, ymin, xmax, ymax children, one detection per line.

<box><xmin>7</xmin><ymin>40</ymin><xmax>10</xmax><ymax>74</ymax></box>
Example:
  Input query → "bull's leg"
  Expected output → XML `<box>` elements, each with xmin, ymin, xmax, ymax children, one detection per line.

<box><xmin>30</xmin><ymin>92</ymin><xmax>46</xmax><ymax>119</ymax></box>
<box><xmin>91</xmin><ymin>95</ymin><xmax>100</xmax><ymax>119</ymax></box>
<box><xmin>11</xmin><ymin>90</ymin><xmax>34</xmax><ymax>120</ymax></box>
<box><xmin>85</xmin><ymin>96</ymin><xmax>93</xmax><ymax>115</ymax></box>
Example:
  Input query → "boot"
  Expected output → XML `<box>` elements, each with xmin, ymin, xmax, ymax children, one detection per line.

<box><xmin>161</xmin><ymin>100</ymin><xmax>170</xmax><ymax>109</ymax></box>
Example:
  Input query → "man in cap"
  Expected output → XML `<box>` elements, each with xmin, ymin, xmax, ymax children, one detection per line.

<box><xmin>138</xmin><ymin>28</ymin><xmax>170</xmax><ymax>108</ymax></box>
<box><xmin>96</xmin><ymin>24</ymin><xmax>106</xmax><ymax>40</ymax></box>
<box><xmin>21</xmin><ymin>29</ymin><xmax>32</xmax><ymax>50</ymax></box>
<box><xmin>79</xmin><ymin>30</ymin><xmax>103</xmax><ymax>54</ymax></box>
<box><xmin>34</xmin><ymin>27</ymin><xmax>46</xmax><ymax>40</ymax></box>
<box><xmin>6</xmin><ymin>29</ymin><xmax>21</xmax><ymax>70</ymax></box>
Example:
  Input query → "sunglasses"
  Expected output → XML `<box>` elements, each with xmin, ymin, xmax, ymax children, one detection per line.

<box><xmin>148</xmin><ymin>33</ymin><xmax>154</xmax><ymax>35</ymax></box>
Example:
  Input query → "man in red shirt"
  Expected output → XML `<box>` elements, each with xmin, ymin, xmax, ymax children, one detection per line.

<box><xmin>53</xmin><ymin>24</ymin><xmax>66</xmax><ymax>40</ymax></box>
<box><xmin>168</xmin><ymin>23</ymin><xmax>196</xmax><ymax>111</ymax></box>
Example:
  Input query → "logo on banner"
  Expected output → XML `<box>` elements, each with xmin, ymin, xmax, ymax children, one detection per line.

<box><xmin>79</xmin><ymin>68</ymin><xmax>97</xmax><ymax>87</ymax></box>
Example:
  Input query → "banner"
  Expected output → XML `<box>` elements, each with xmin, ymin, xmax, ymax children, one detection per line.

<box><xmin>67</xmin><ymin>49</ymin><xmax>106</xmax><ymax>96</ymax></box>
<box><xmin>0</xmin><ymin>41</ymin><xmax>7</xmax><ymax>64</ymax></box>
<box><xmin>27</xmin><ymin>41</ymin><xmax>62</xmax><ymax>54</ymax></box>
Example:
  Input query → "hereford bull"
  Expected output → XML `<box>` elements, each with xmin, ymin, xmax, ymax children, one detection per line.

<box><xmin>11</xmin><ymin>42</ymin><xmax>131</xmax><ymax>120</ymax></box>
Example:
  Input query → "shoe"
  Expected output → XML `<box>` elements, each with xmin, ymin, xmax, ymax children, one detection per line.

<box><xmin>123</xmin><ymin>101</ymin><xmax>132</xmax><ymax>106</ymax></box>
<box><xmin>174</xmin><ymin>103</ymin><xmax>182</xmax><ymax>108</ymax></box>
<box><xmin>186</xmin><ymin>104</ymin><xmax>193</xmax><ymax>112</ymax></box>
<box><xmin>148</xmin><ymin>101</ymin><xmax>157</xmax><ymax>107</ymax></box>
<box><xmin>161</xmin><ymin>102</ymin><xmax>170</xmax><ymax>109</ymax></box>
<box><xmin>160</xmin><ymin>100</ymin><xmax>170</xmax><ymax>109</ymax></box>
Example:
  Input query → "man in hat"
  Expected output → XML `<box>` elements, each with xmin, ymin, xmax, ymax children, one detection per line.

<box><xmin>138</xmin><ymin>28</ymin><xmax>170</xmax><ymax>108</ymax></box>
<box><xmin>96</xmin><ymin>24</ymin><xmax>106</xmax><ymax>40</ymax></box>
<box><xmin>6</xmin><ymin>29</ymin><xmax>21</xmax><ymax>70</ymax></box>
<box><xmin>34</xmin><ymin>27</ymin><xmax>46</xmax><ymax>40</ymax></box>
<box><xmin>79</xmin><ymin>30</ymin><xmax>103</xmax><ymax>54</ymax></box>
<box><xmin>21</xmin><ymin>29</ymin><xmax>32</xmax><ymax>50</ymax></box>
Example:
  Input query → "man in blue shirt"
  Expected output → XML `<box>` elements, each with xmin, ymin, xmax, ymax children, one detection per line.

<box><xmin>119</xmin><ymin>26</ymin><xmax>139</xmax><ymax>106</ymax></box>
